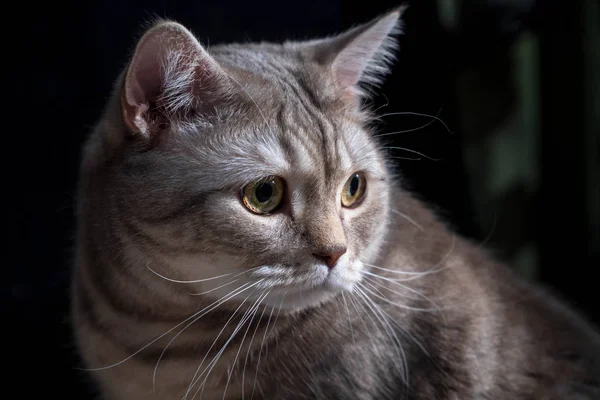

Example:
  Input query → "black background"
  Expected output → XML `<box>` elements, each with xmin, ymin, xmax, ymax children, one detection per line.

<box><xmin>6</xmin><ymin>0</ymin><xmax>598</xmax><ymax>397</ymax></box>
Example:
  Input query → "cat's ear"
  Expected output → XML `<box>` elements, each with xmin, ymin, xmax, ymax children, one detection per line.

<box><xmin>121</xmin><ymin>21</ymin><xmax>231</xmax><ymax>136</ymax></box>
<box><xmin>311</xmin><ymin>7</ymin><xmax>406</xmax><ymax>101</ymax></box>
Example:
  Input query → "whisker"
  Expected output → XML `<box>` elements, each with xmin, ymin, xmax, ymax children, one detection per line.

<box><xmin>371</xmin><ymin>94</ymin><xmax>389</xmax><ymax>113</ymax></box>
<box><xmin>187</xmin><ymin>267</ymin><xmax>264</xmax><ymax>295</ymax></box>
<box><xmin>341</xmin><ymin>293</ymin><xmax>355</xmax><ymax>346</ymax></box>
<box><xmin>242</xmin><ymin>294</ymin><xmax>271</xmax><ymax>400</ymax></box>
<box><xmin>354</xmin><ymin>284</ymin><xmax>408</xmax><ymax>384</ymax></box>
<box><xmin>375</xmin><ymin>114</ymin><xmax>439</xmax><ymax>137</ymax></box>
<box><xmin>250</xmin><ymin>293</ymin><xmax>284</xmax><ymax>400</ymax></box>
<box><xmin>78</xmin><ymin>280</ymin><xmax>262</xmax><ymax>372</ymax></box>
<box><xmin>191</xmin><ymin>292</ymin><xmax>267</xmax><ymax>400</ymax></box>
<box><xmin>363</xmin><ymin>233</ymin><xmax>456</xmax><ymax>282</ymax></box>
<box><xmin>153</xmin><ymin>280</ymin><xmax>265</xmax><ymax>391</ymax></box>
<box><xmin>348</xmin><ymin>290</ymin><xmax>388</xmax><ymax>356</ymax></box>
<box><xmin>363</xmin><ymin>285</ymin><xmax>432</xmax><ymax>355</ymax></box>
<box><xmin>187</xmin><ymin>278</ymin><xmax>240</xmax><ymax>296</ymax></box>
<box><xmin>384</xmin><ymin>146</ymin><xmax>442</xmax><ymax>162</ymax></box>
<box><xmin>362</xmin><ymin>277</ymin><xmax>430</xmax><ymax>307</ymax></box>
<box><xmin>478</xmin><ymin>211</ymin><xmax>497</xmax><ymax>248</ymax></box>
<box><xmin>390</xmin><ymin>155</ymin><xmax>422</xmax><ymax>161</ymax></box>
<box><xmin>184</xmin><ymin>290</ymin><xmax>261</xmax><ymax>399</ymax></box>
<box><xmin>362</xmin><ymin>275</ymin><xmax>448</xmax><ymax>322</ymax></box>
<box><xmin>390</xmin><ymin>209</ymin><xmax>425</xmax><ymax>232</ymax></box>
<box><xmin>222</xmin><ymin>291</ymin><xmax>270</xmax><ymax>400</ymax></box>
<box><xmin>378</xmin><ymin>110</ymin><xmax>453</xmax><ymax>134</ymax></box>
<box><xmin>263</xmin><ymin>293</ymin><xmax>285</xmax><ymax>362</ymax></box>
<box><xmin>363</xmin><ymin>271</ymin><xmax>438</xmax><ymax>303</ymax></box>
<box><xmin>147</xmin><ymin>262</ymin><xmax>232</xmax><ymax>284</ymax></box>
<box><xmin>361</xmin><ymin>278</ymin><xmax>439</xmax><ymax>312</ymax></box>
<box><xmin>226</xmin><ymin>73</ymin><xmax>272</xmax><ymax>132</ymax></box>
<box><xmin>346</xmin><ymin>291</ymin><xmax>371</xmax><ymax>337</ymax></box>
<box><xmin>357</xmin><ymin>283</ymin><xmax>429</xmax><ymax>360</ymax></box>
<box><xmin>363</xmin><ymin>262</ymin><xmax>425</xmax><ymax>276</ymax></box>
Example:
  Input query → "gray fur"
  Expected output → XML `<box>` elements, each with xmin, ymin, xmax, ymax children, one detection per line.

<box><xmin>72</xmin><ymin>8</ymin><xmax>600</xmax><ymax>400</ymax></box>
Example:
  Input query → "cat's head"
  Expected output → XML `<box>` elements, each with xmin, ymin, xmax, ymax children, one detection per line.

<box><xmin>94</xmin><ymin>8</ymin><xmax>405</xmax><ymax>311</ymax></box>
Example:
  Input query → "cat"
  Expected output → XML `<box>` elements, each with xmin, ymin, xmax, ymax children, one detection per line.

<box><xmin>71</xmin><ymin>6</ymin><xmax>600</xmax><ymax>400</ymax></box>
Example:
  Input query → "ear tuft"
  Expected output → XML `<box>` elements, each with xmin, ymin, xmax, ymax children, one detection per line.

<box><xmin>121</xmin><ymin>21</ymin><xmax>230</xmax><ymax>136</ymax></box>
<box><xmin>312</xmin><ymin>7</ymin><xmax>407</xmax><ymax>101</ymax></box>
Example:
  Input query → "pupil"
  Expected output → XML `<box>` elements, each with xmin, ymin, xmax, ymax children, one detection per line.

<box><xmin>349</xmin><ymin>175</ymin><xmax>359</xmax><ymax>196</ymax></box>
<box><xmin>255</xmin><ymin>183</ymin><xmax>273</xmax><ymax>203</ymax></box>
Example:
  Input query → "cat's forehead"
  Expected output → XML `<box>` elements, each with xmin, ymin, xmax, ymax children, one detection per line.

<box><xmin>166</xmin><ymin>45</ymin><xmax>385</xmax><ymax>190</ymax></box>
<box><xmin>173</xmin><ymin>110</ymin><xmax>383</xmax><ymax>194</ymax></box>
<box><xmin>213</xmin><ymin>44</ymin><xmax>339</xmax><ymax>109</ymax></box>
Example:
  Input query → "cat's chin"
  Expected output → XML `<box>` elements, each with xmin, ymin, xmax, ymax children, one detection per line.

<box><xmin>261</xmin><ymin>286</ymin><xmax>344</xmax><ymax>311</ymax></box>
<box><xmin>248</xmin><ymin>258</ymin><xmax>363</xmax><ymax>311</ymax></box>
<box><xmin>259</xmin><ymin>278</ymin><xmax>356</xmax><ymax>312</ymax></box>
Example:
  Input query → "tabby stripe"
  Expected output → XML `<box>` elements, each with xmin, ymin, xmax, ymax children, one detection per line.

<box><xmin>265</xmin><ymin>60</ymin><xmax>323</xmax><ymax>144</ymax></box>
<box><xmin>75</xmin><ymin>273</ymin><xmax>159</xmax><ymax>355</ymax></box>
<box><xmin>84</xmin><ymin>241</ymin><xmax>186</xmax><ymax>323</ymax></box>
<box><xmin>276</xmin><ymin>105</ymin><xmax>298</xmax><ymax>166</ymax></box>
<box><xmin>133</xmin><ymin>305</ymin><xmax>275</xmax><ymax>363</ymax></box>
<box><xmin>75</xmin><ymin>273</ymin><xmax>112</xmax><ymax>334</ymax></box>
<box><xmin>279</xmin><ymin>68</ymin><xmax>340</xmax><ymax>178</ymax></box>
<box><xmin>118</xmin><ymin>191</ymin><xmax>210</xmax><ymax>224</ymax></box>
<box><xmin>295</xmin><ymin>73</ymin><xmax>325</xmax><ymax>114</ymax></box>
<box><xmin>276</xmin><ymin>102</ymin><xmax>324</xmax><ymax>165</ymax></box>
<box><xmin>121</xmin><ymin>218</ymin><xmax>203</xmax><ymax>255</ymax></box>
<box><xmin>78</xmin><ymin>265</ymin><xmax>265</xmax><ymax>362</ymax></box>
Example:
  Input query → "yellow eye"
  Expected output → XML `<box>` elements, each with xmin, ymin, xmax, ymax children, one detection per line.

<box><xmin>341</xmin><ymin>172</ymin><xmax>367</xmax><ymax>208</ymax></box>
<box><xmin>242</xmin><ymin>176</ymin><xmax>285</xmax><ymax>214</ymax></box>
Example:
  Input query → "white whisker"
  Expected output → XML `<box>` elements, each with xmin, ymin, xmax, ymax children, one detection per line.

<box><xmin>346</xmin><ymin>291</ymin><xmax>372</xmax><ymax>337</ymax></box>
<box><xmin>341</xmin><ymin>293</ymin><xmax>355</xmax><ymax>346</ymax></box>
<box><xmin>363</xmin><ymin>271</ymin><xmax>439</xmax><ymax>304</ymax></box>
<box><xmin>226</xmin><ymin>73</ymin><xmax>272</xmax><ymax>132</ymax></box>
<box><xmin>348</xmin><ymin>290</ymin><xmax>388</xmax><ymax>356</ymax></box>
<box><xmin>363</xmin><ymin>233</ymin><xmax>456</xmax><ymax>282</ymax></box>
<box><xmin>184</xmin><ymin>290</ymin><xmax>261</xmax><ymax>400</ymax></box>
<box><xmin>191</xmin><ymin>292</ymin><xmax>267</xmax><ymax>400</ymax></box>
<box><xmin>78</xmin><ymin>280</ymin><xmax>261</xmax><ymax>372</ymax></box>
<box><xmin>250</xmin><ymin>293</ymin><xmax>284</xmax><ymax>400</ymax></box>
<box><xmin>371</xmin><ymin>94</ymin><xmax>389</xmax><ymax>113</ymax></box>
<box><xmin>390</xmin><ymin>209</ymin><xmax>425</xmax><ymax>232</ymax></box>
<box><xmin>363</xmin><ymin>262</ymin><xmax>425</xmax><ymax>276</ymax></box>
<box><xmin>147</xmin><ymin>262</ymin><xmax>232</xmax><ymax>284</ymax></box>
<box><xmin>390</xmin><ymin>155</ymin><xmax>423</xmax><ymax>161</ymax></box>
<box><xmin>187</xmin><ymin>267</ymin><xmax>264</xmax><ymax>295</ymax></box>
<box><xmin>378</xmin><ymin>110</ymin><xmax>453</xmax><ymax>134</ymax></box>
<box><xmin>376</xmin><ymin>114</ymin><xmax>438</xmax><ymax>137</ymax></box>
<box><xmin>222</xmin><ymin>291</ymin><xmax>270</xmax><ymax>400</ymax></box>
<box><xmin>354</xmin><ymin>284</ymin><xmax>409</xmax><ymax>384</ymax></box>
<box><xmin>187</xmin><ymin>278</ymin><xmax>240</xmax><ymax>296</ymax></box>
<box><xmin>362</xmin><ymin>274</ymin><xmax>448</xmax><ymax>324</ymax></box>
<box><xmin>384</xmin><ymin>146</ymin><xmax>442</xmax><ymax>162</ymax></box>
<box><xmin>153</xmin><ymin>279</ymin><xmax>265</xmax><ymax>392</ymax></box>
<box><xmin>361</xmin><ymin>278</ymin><xmax>438</xmax><ymax>312</ymax></box>
<box><xmin>357</xmin><ymin>283</ymin><xmax>429</xmax><ymax>358</ymax></box>
<box><xmin>242</xmin><ymin>295</ymin><xmax>271</xmax><ymax>400</ymax></box>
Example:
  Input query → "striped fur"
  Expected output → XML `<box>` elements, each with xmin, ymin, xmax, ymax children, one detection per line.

<box><xmin>72</xmin><ymin>8</ymin><xmax>600</xmax><ymax>400</ymax></box>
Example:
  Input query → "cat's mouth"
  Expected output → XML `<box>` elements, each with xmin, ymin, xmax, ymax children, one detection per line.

<box><xmin>245</xmin><ymin>260</ymin><xmax>361</xmax><ymax>310</ymax></box>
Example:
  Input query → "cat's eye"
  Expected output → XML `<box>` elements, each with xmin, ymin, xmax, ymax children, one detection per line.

<box><xmin>241</xmin><ymin>176</ymin><xmax>285</xmax><ymax>214</ymax></box>
<box><xmin>341</xmin><ymin>172</ymin><xmax>367</xmax><ymax>208</ymax></box>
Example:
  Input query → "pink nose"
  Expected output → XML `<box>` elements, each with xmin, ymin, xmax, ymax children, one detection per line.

<box><xmin>313</xmin><ymin>247</ymin><xmax>347</xmax><ymax>269</ymax></box>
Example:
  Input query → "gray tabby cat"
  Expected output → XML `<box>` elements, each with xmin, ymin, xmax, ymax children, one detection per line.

<box><xmin>72</xmin><ymin>7</ymin><xmax>600</xmax><ymax>400</ymax></box>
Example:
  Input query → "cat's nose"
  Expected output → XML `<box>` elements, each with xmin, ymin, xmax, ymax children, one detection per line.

<box><xmin>313</xmin><ymin>246</ymin><xmax>347</xmax><ymax>269</ymax></box>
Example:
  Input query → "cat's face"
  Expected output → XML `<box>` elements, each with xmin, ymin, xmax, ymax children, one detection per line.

<box><xmin>118</xmin><ymin>101</ymin><xmax>391</xmax><ymax>310</ymax></box>
<box><xmin>108</xmin><ymin>10</ymin><xmax>402</xmax><ymax>311</ymax></box>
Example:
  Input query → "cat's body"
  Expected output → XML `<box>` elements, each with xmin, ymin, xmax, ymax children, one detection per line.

<box><xmin>72</xmin><ymin>8</ymin><xmax>600</xmax><ymax>400</ymax></box>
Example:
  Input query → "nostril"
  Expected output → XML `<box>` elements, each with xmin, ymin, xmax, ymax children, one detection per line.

<box><xmin>313</xmin><ymin>247</ymin><xmax>347</xmax><ymax>269</ymax></box>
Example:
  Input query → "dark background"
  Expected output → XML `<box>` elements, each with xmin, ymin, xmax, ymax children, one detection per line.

<box><xmin>6</xmin><ymin>0</ymin><xmax>599</xmax><ymax>396</ymax></box>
